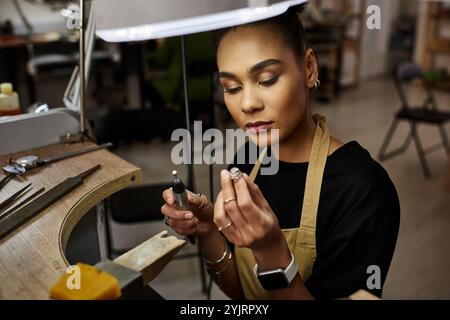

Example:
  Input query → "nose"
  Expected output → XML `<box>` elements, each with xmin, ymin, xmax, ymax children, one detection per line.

<box><xmin>240</xmin><ymin>86</ymin><xmax>264</xmax><ymax>114</ymax></box>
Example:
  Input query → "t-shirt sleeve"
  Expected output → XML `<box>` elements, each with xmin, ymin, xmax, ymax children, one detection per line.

<box><xmin>304</xmin><ymin>170</ymin><xmax>400</xmax><ymax>299</ymax></box>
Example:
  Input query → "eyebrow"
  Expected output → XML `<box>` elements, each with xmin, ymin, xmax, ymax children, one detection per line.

<box><xmin>219</xmin><ymin>59</ymin><xmax>282</xmax><ymax>79</ymax></box>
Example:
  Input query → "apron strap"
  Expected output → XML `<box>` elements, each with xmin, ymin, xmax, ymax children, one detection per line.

<box><xmin>296</xmin><ymin>114</ymin><xmax>330</xmax><ymax>247</ymax></box>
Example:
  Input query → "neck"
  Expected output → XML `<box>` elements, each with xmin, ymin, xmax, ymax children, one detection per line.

<box><xmin>278</xmin><ymin>109</ymin><xmax>316</xmax><ymax>163</ymax></box>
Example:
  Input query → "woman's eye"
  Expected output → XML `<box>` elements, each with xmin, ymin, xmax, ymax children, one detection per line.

<box><xmin>224</xmin><ymin>87</ymin><xmax>241</xmax><ymax>94</ymax></box>
<box><xmin>258</xmin><ymin>76</ymin><xmax>279</xmax><ymax>87</ymax></box>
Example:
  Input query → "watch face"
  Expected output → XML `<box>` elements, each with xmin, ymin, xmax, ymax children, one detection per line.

<box><xmin>257</xmin><ymin>269</ymin><xmax>289</xmax><ymax>291</ymax></box>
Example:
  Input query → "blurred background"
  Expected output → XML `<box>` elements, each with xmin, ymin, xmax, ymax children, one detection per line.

<box><xmin>0</xmin><ymin>0</ymin><xmax>449</xmax><ymax>299</ymax></box>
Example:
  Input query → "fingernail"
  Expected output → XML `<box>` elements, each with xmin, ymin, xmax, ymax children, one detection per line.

<box><xmin>185</xmin><ymin>212</ymin><xmax>193</xmax><ymax>219</ymax></box>
<box><xmin>221</xmin><ymin>169</ymin><xmax>228</xmax><ymax>179</ymax></box>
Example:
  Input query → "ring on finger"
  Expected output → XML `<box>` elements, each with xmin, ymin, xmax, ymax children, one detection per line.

<box><xmin>163</xmin><ymin>216</ymin><xmax>170</xmax><ymax>226</ymax></box>
<box><xmin>196</xmin><ymin>193</ymin><xmax>206</xmax><ymax>209</ymax></box>
<box><xmin>218</xmin><ymin>220</ymin><xmax>233</xmax><ymax>232</ymax></box>
<box><xmin>223</xmin><ymin>197</ymin><xmax>236</xmax><ymax>205</ymax></box>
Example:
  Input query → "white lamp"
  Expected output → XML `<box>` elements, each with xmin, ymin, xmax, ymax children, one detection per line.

<box><xmin>94</xmin><ymin>0</ymin><xmax>308</xmax><ymax>42</ymax></box>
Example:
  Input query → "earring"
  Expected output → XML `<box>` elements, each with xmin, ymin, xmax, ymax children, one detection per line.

<box><xmin>314</xmin><ymin>79</ymin><xmax>321</xmax><ymax>90</ymax></box>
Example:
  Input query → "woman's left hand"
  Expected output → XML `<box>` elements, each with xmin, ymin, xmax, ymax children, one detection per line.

<box><xmin>214</xmin><ymin>169</ymin><xmax>283</xmax><ymax>252</ymax></box>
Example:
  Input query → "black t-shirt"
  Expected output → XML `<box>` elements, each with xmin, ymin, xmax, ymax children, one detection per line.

<box><xmin>229</xmin><ymin>141</ymin><xmax>400</xmax><ymax>299</ymax></box>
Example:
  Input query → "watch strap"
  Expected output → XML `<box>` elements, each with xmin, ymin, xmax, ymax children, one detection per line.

<box><xmin>253</xmin><ymin>253</ymin><xmax>298</xmax><ymax>284</ymax></box>
<box><xmin>284</xmin><ymin>253</ymin><xmax>298</xmax><ymax>283</ymax></box>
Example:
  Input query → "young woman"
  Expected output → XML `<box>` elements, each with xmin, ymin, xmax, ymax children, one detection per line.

<box><xmin>161</xmin><ymin>6</ymin><xmax>400</xmax><ymax>300</ymax></box>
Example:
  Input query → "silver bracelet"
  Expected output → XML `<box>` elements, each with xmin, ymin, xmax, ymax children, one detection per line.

<box><xmin>202</xmin><ymin>236</ymin><xmax>228</xmax><ymax>266</ymax></box>
<box><xmin>208</xmin><ymin>250</ymin><xmax>233</xmax><ymax>289</ymax></box>
<box><xmin>208</xmin><ymin>250</ymin><xmax>233</xmax><ymax>273</ymax></box>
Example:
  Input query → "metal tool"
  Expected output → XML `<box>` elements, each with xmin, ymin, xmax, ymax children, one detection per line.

<box><xmin>95</xmin><ymin>260</ymin><xmax>164</xmax><ymax>300</ymax></box>
<box><xmin>0</xmin><ymin>164</ymin><xmax>101</xmax><ymax>239</ymax></box>
<box><xmin>0</xmin><ymin>183</ymin><xmax>32</xmax><ymax>212</ymax></box>
<box><xmin>3</xmin><ymin>143</ymin><xmax>112</xmax><ymax>175</ymax></box>
<box><xmin>0</xmin><ymin>187</ymin><xmax>45</xmax><ymax>220</ymax></box>
<box><xmin>0</xmin><ymin>173</ymin><xmax>15</xmax><ymax>191</ymax></box>
<box><xmin>171</xmin><ymin>170</ymin><xmax>195</xmax><ymax>244</ymax></box>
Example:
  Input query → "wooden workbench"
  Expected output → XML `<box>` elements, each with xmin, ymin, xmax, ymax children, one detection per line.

<box><xmin>0</xmin><ymin>142</ymin><xmax>142</xmax><ymax>299</ymax></box>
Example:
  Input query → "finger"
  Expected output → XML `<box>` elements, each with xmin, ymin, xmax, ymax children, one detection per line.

<box><xmin>169</xmin><ymin>216</ymin><xmax>198</xmax><ymax>230</ymax></box>
<box><xmin>233</xmin><ymin>174</ymin><xmax>260</xmax><ymax>224</ymax></box>
<box><xmin>213</xmin><ymin>192</ymin><xmax>229</xmax><ymax>228</ymax></box>
<box><xmin>162</xmin><ymin>188</ymin><xmax>175</xmax><ymax>206</ymax></box>
<box><xmin>171</xmin><ymin>224</ymin><xmax>197</xmax><ymax>236</ymax></box>
<box><xmin>186</xmin><ymin>191</ymin><xmax>212</xmax><ymax>212</ymax></box>
<box><xmin>161</xmin><ymin>204</ymin><xmax>194</xmax><ymax>220</ymax></box>
<box><xmin>220</xmin><ymin>169</ymin><xmax>248</xmax><ymax>226</ymax></box>
<box><xmin>243</xmin><ymin>173</ymin><xmax>267</xmax><ymax>207</ymax></box>
<box><xmin>214</xmin><ymin>191</ymin><xmax>238</xmax><ymax>243</ymax></box>
<box><xmin>186</xmin><ymin>190</ymin><xmax>201</xmax><ymax>206</ymax></box>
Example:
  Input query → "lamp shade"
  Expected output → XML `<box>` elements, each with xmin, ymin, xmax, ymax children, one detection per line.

<box><xmin>94</xmin><ymin>0</ymin><xmax>307</xmax><ymax>42</ymax></box>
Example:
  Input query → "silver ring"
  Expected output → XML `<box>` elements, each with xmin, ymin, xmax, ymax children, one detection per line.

<box><xmin>218</xmin><ymin>221</ymin><xmax>233</xmax><ymax>232</ymax></box>
<box><xmin>223</xmin><ymin>197</ymin><xmax>236</xmax><ymax>205</ymax></box>
<box><xmin>229</xmin><ymin>167</ymin><xmax>242</xmax><ymax>180</ymax></box>
<box><xmin>196</xmin><ymin>193</ymin><xmax>206</xmax><ymax>209</ymax></box>
<box><xmin>163</xmin><ymin>216</ymin><xmax>170</xmax><ymax>226</ymax></box>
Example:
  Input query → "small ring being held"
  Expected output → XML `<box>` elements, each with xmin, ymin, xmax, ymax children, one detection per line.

<box><xmin>163</xmin><ymin>216</ymin><xmax>170</xmax><ymax>226</ymax></box>
<box><xmin>229</xmin><ymin>167</ymin><xmax>243</xmax><ymax>180</ymax></box>
<box><xmin>218</xmin><ymin>220</ymin><xmax>233</xmax><ymax>232</ymax></box>
<box><xmin>223</xmin><ymin>197</ymin><xmax>236</xmax><ymax>205</ymax></box>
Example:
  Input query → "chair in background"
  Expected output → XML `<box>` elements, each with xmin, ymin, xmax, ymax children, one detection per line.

<box><xmin>104</xmin><ymin>182</ymin><xmax>208</xmax><ymax>295</ymax></box>
<box><xmin>378</xmin><ymin>61</ymin><xmax>450</xmax><ymax>178</ymax></box>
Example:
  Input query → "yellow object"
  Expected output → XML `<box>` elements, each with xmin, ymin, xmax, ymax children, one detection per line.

<box><xmin>0</xmin><ymin>83</ymin><xmax>13</xmax><ymax>94</ymax></box>
<box><xmin>50</xmin><ymin>263</ymin><xmax>121</xmax><ymax>300</ymax></box>
<box><xmin>0</xmin><ymin>82</ymin><xmax>20</xmax><ymax>116</ymax></box>
<box><xmin>236</xmin><ymin>114</ymin><xmax>330</xmax><ymax>299</ymax></box>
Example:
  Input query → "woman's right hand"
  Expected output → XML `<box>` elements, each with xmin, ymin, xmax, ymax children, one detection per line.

<box><xmin>161</xmin><ymin>188</ymin><xmax>215</xmax><ymax>238</ymax></box>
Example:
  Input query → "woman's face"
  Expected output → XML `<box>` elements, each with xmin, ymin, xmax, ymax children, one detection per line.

<box><xmin>217</xmin><ymin>24</ymin><xmax>310</xmax><ymax>146</ymax></box>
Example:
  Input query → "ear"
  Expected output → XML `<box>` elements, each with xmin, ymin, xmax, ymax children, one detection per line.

<box><xmin>304</xmin><ymin>48</ymin><xmax>318</xmax><ymax>89</ymax></box>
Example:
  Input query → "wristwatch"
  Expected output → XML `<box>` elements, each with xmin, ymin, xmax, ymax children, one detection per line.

<box><xmin>253</xmin><ymin>253</ymin><xmax>298</xmax><ymax>291</ymax></box>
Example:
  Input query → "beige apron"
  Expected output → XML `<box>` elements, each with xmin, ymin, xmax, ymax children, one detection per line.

<box><xmin>235</xmin><ymin>114</ymin><xmax>330</xmax><ymax>299</ymax></box>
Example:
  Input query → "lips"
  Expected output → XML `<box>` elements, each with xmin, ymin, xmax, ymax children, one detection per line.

<box><xmin>245</xmin><ymin>121</ymin><xmax>273</xmax><ymax>133</ymax></box>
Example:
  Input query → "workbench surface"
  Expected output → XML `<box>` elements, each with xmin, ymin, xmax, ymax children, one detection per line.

<box><xmin>0</xmin><ymin>142</ymin><xmax>141</xmax><ymax>299</ymax></box>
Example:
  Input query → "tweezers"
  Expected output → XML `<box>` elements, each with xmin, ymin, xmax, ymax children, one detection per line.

<box><xmin>0</xmin><ymin>183</ymin><xmax>32</xmax><ymax>212</ymax></box>
<box><xmin>0</xmin><ymin>186</ymin><xmax>45</xmax><ymax>220</ymax></box>
<box><xmin>0</xmin><ymin>173</ymin><xmax>15</xmax><ymax>191</ymax></box>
